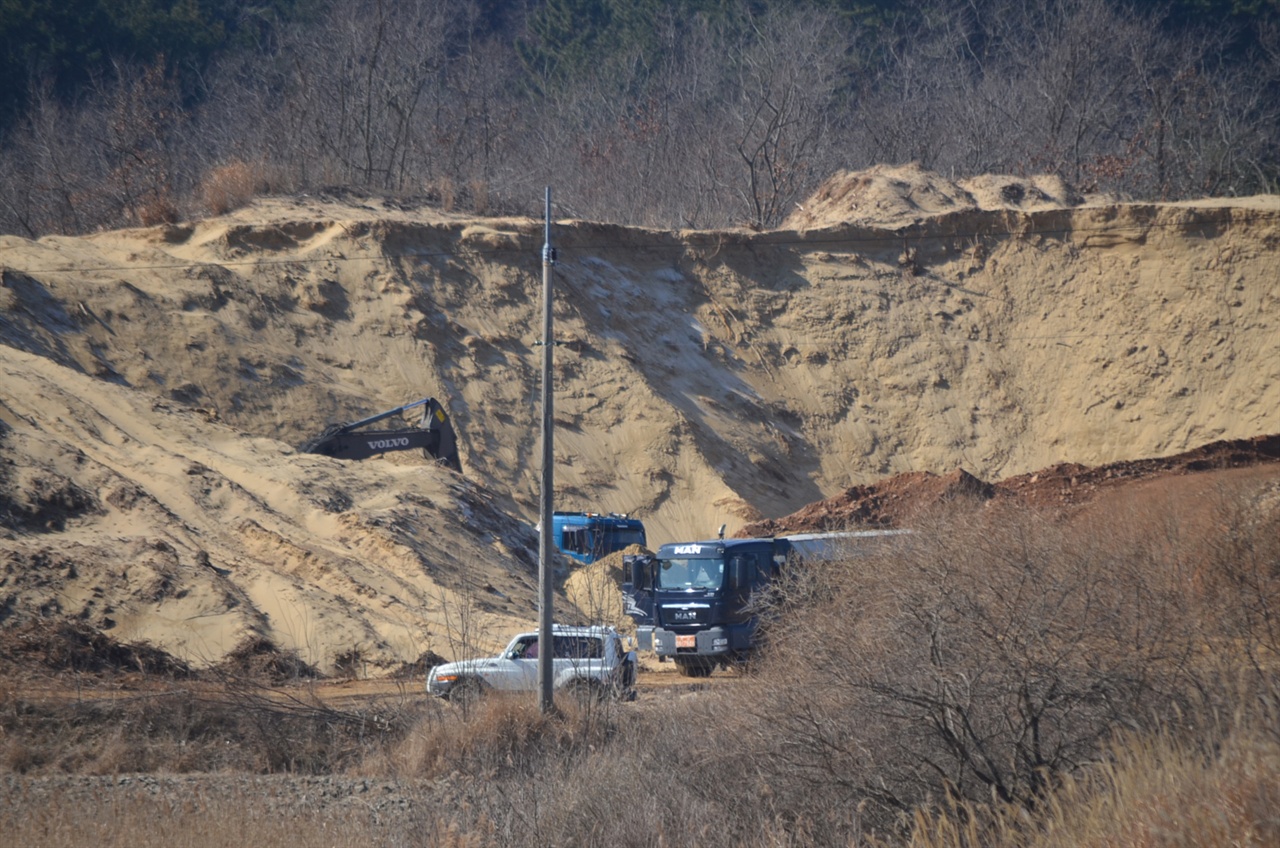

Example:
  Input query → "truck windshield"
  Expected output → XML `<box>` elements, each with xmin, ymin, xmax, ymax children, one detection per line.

<box><xmin>606</xmin><ymin>528</ymin><xmax>645</xmax><ymax>549</ymax></box>
<box><xmin>657</xmin><ymin>556</ymin><xmax>724</xmax><ymax>590</ymax></box>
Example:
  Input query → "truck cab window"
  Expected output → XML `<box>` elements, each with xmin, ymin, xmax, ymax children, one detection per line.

<box><xmin>609</xmin><ymin>528</ymin><xmax>645</xmax><ymax>548</ymax></box>
<box><xmin>562</xmin><ymin>528</ymin><xmax>589</xmax><ymax>555</ymax></box>
<box><xmin>749</xmin><ymin>553</ymin><xmax>772</xmax><ymax>588</ymax></box>
<box><xmin>553</xmin><ymin>635</ymin><xmax>603</xmax><ymax>659</ymax></box>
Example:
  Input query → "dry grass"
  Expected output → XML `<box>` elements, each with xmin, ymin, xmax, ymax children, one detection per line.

<box><xmin>907</xmin><ymin>706</ymin><xmax>1280</xmax><ymax>848</ymax></box>
<box><xmin>362</xmin><ymin>690</ymin><xmax>616</xmax><ymax>780</ymax></box>
<box><xmin>133</xmin><ymin>193</ymin><xmax>180</xmax><ymax>226</ymax></box>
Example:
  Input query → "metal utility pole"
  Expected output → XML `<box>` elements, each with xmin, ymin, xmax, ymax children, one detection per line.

<box><xmin>537</xmin><ymin>187</ymin><xmax>556</xmax><ymax>713</ymax></box>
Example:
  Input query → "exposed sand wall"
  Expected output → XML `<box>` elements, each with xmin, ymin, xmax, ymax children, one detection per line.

<box><xmin>2</xmin><ymin>169</ymin><xmax>1277</xmax><ymax>671</ymax></box>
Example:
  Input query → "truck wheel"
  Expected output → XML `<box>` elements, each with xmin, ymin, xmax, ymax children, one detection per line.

<box><xmin>622</xmin><ymin>657</ymin><xmax>637</xmax><ymax>689</ymax></box>
<box><xmin>449</xmin><ymin>677</ymin><xmax>483</xmax><ymax>708</ymax></box>
<box><xmin>676</xmin><ymin>658</ymin><xmax>713</xmax><ymax>678</ymax></box>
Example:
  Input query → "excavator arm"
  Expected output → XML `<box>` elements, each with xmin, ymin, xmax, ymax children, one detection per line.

<box><xmin>301</xmin><ymin>397</ymin><xmax>462</xmax><ymax>472</ymax></box>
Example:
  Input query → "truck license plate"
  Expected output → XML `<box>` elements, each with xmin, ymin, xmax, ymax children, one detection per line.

<box><xmin>676</xmin><ymin>635</ymin><xmax>695</xmax><ymax>649</ymax></box>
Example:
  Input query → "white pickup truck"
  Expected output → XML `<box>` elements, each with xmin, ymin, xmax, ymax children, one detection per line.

<box><xmin>426</xmin><ymin>624</ymin><xmax>637</xmax><ymax>705</ymax></box>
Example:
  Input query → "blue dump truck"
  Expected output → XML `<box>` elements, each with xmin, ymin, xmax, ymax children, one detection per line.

<box><xmin>621</xmin><ymin>529</ymin><xmax>910</xmax><ymax>676</ymax></box>
<box><xmin>551</xmin><ymin>511</ymin><xmax>647</xmax><ymax>565</ymax></box>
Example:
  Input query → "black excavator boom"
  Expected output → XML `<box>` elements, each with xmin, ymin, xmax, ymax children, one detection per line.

<box><xmin>302</xmin><ymin>397</ymin><xmax>462</xmax><ymax>472</ymax></box>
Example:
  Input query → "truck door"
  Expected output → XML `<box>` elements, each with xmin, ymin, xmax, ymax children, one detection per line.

<box><xmin>622</xmin><ymin>554</ymin><xmax>656</xmax><ymax>650</ymax></box>
<box><xmin>500</xmin><ymin>636</ymin><xmax>541</xmax><ymax>691</ymax></box>
<box><xmin>622</xmin><ymin>554</ymin><xmax>655</xmax><ymax>626</ymax></box>
<box><xmin>726</xmin><ymin>551</ymin><xmax>767</xmax><ymax>623</ymax></box>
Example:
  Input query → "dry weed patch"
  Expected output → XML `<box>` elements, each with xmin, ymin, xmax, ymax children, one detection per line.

<box><xmin>365</xmin><ymin>691</ymin><xmax>621</xmax><ymax>780</ymax></box>
<box><xmin>199</xmin><ymin>159</ymin><xmax>264</xmax><ymax>215</ymax></box>
<box><xmin>906</xmin><ymin>703</ymin><xmax>1280</xmax><ymax>848</ymax></box>
<box><xmin>0</xmin><ymin>681</ymin><xmax>429</xmax><ymax>776</ymax></box>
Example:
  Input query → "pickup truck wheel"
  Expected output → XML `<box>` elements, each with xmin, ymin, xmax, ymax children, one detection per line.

<box><xmin>449</xmin><ymin>677</ymin><xmax>483</xmax><ymax>708</ymax></box>
<box><xmin>562</xmin><ymin>678</ymin><xmax>603</xmax><ymax>705</ymax></box>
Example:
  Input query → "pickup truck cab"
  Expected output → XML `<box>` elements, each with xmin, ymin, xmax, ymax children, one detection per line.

<box><xmin>426</xmin><ymin>624</ymin><xmax>637</xmax><ymax>704</ymax></box>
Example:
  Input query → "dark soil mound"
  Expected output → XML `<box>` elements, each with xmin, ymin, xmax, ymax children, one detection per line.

<box><xmin>0</xmin><ymin>618</ymin><xmax>191</xmax><ymax>678</ymax></box>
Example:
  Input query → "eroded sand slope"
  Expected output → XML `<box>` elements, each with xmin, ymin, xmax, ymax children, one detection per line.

<box><xmin>2</xmin><ymin>167</ymin><xmax>1277</xmax><ymax>671</ymax></box>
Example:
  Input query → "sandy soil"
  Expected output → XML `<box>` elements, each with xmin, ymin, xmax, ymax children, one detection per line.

<box><xmin>2</xmin><ymin>167</ymin><xmax>1278</xmax><ymax>675</ymax></box>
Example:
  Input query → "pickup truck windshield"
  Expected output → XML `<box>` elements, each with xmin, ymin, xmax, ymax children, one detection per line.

<box><xmin>658</xmin><ymin>556</ymin><xmax>724</xmax><ymax>590</ymax></box>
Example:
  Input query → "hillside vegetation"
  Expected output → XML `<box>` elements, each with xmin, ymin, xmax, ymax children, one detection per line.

<box><xmin>2</xmin><ymin>0</ymin><xmax>1279</xmax><ymax>236</ymax></box>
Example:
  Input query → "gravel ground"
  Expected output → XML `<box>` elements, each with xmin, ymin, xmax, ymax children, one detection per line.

<box><xmin>1</xmin><ymin>772</ymin><xmax>442</xmax><ymax>834</ymax></box>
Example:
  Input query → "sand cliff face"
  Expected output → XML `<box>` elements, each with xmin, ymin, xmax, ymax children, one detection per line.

<box><xmin>2</xmin><ymin>167</ymin><xmax>1278</xmax><ymax>672</ymax></box>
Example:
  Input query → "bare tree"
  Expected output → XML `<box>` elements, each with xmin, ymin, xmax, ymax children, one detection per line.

<box><xmin>0</xmin><ymin>84</ymin><xmax>87</xmax><ymax>236</ymax></box>
<box><xmin>98</xmin><ymin>59</ymin><xmax>187</xmax><ymax>225</ymax></box>
<box><xmin>304</xmin><ymin>0</ymin><xmax>446</xmax><ymax>191</ymax></box>
<box><xmin>0</xmin><ymin>62</ymin><xmax>187</xmax><ymax>235</ymax></box>
<box><xmin>724</xmin><ymin>7</ymin><xmax>849</xmax><ymax>228</ymax></box>
<box><xmin>4</xmin><ymin>0</ymin><xmax>1280</xmax><ymax>236</ymax></box>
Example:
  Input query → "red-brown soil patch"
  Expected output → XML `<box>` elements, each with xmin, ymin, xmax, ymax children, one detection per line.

<box><xmin>738</xmin><ymin>435</ymin><xmax>1280</xmax><ymax>535</ymax></box>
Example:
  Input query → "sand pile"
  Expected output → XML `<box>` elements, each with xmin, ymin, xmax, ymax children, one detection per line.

<box><xmin>563</xmin><ymin>544</ymin><xmax>652</xmax><ymax>634</ymax></box>
<box><xmin>782</xmin><ymin>163</ymin><xmax>1095</xmax><ymax>229</ymax></box>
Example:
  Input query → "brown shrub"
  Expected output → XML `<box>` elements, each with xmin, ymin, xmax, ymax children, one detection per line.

<box><xmin>741</xmin><ymin>484</ymin><xmax>1280</xmax><ymax>836</ymax></box>
<box><xmin>368</xmin><ymin>691</ymin><xmax>615</xmax><ymax>780</ymax></box>
<box><xmin>0</xmin><ymin>618</ymin><xmax>191</xmax><ymax>678</ymax></box>
<box><xmin>428</xmin><ymin>176</ymin><xmax>456</xmax><ymax>212</ymax></box>
<box><xmin>200</xmin><ymin>160</ymin><xmax>262</xmax><ymax>216</ymax></box>
<box><xmin>468</xmin><ymin>178</ymin><xmax>490</xmax><ymax>216</ymax></box>
<box><xmin>134</xmin><ymin>193</ymin><xmax>180</xmax><ymax>226</ymax></box>
<box><xmin>209</xmin><ymin>636</ymin><xmax>319</xmax><ymax>683</ymax></box>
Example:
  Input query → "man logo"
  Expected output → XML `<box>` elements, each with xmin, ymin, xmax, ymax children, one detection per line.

<box><xmin>672</xmin><ymin>544</ymin><xmax>704</xmax><ymax>555</ymax></box>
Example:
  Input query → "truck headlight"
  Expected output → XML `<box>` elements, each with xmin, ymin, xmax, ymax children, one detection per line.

<box><xmin>712</xmin><ymin>638</ymin><xmax>728</xmax><ymax>649</ymax></box>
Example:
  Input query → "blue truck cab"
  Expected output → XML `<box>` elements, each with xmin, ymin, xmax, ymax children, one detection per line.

<box><xmin>622</xmin><ymin>530</ymin><xmax>909</xmax><ymax>676</ymax></box>
<box><xmin>551</xmin><ymin>511</ymin><xmax>647</xmax><ymax>565</ymax></box>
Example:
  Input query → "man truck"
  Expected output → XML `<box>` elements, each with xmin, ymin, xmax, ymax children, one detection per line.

<box><xmin>621</xmin><ymin>529</ymin><xmax>909</xmax><ymax>676</ymax></box>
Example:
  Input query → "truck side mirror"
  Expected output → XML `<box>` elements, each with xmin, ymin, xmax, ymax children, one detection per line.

<box><xmin>626</xmin><ymin>555</ymin><xmax>654</xmax><ymax>590</ymax></box>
